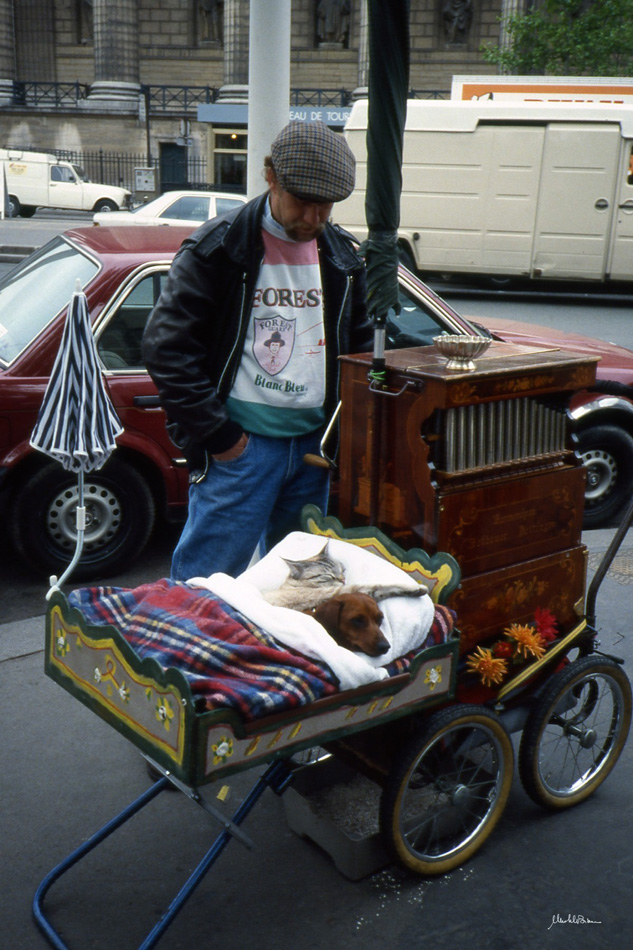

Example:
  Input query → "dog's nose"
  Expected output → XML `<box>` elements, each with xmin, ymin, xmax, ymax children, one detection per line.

<box><xmin>376</xmin><ymin>640</ymin><xmax>390</xmax><ymax>655</ymax></box>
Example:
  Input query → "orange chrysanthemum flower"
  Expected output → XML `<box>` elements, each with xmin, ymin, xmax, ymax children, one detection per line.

<box><xmin>466</xmin><ymin>646</ymin><xmax>508</xmax><ymax>688</ymax></box>
<box><xmin>504</xmin><ymin>623</ymin><xmax>547</xmax><ymax>660</ymax></box>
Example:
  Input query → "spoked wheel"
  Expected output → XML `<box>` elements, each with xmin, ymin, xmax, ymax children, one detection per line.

<box><xmin>519</xmin><ymin>655</ymin><xmax>632</xmax><ymax>809</ymax></box>
<box><xmin>380</xmin><ymin>705</ymin><xmax>514</xmax><ymax>875</ymax></box>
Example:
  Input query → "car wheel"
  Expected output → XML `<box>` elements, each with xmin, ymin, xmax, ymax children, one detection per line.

<box><xmin>19</xmin><ymin>205</ymin><xmax>36</xmax><ymax>218</ymax></box>
<box><xmin>577</xmin><ymin>425</ymin><xmax>633</xmax><ymax>529</ymax></box>
<box><xmin>93</xmin><ymin>199</ymin><xmax>118</xmax><ymax>213</ymax></box>
<box><xmin>7</xmin><ymin>195</ymin><xmax>20</xmax><ymax>217</ymax></box>
<box><xmin>9</xmin><ymin>458</ymin><xmax>156</xmax><ymax>580</ymax></box>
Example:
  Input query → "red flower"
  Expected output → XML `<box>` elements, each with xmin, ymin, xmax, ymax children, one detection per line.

<box><xmin>534</xmin><ymin>607</ymin><xmax>558</xmax><ymax>642</ymax></box>
<box><xmin>493</xmin><ymin>641</ymin><xmax>514</xmax><ymax>659</ymax></box>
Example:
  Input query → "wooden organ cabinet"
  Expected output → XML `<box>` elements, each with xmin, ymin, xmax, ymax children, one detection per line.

<box><xmin>337</xmin><ymin>340</ymin><xmax>599</xmax><ymax>653</ymax></box>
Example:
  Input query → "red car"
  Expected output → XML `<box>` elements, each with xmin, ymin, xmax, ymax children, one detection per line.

<box><xmin>1</xmin><ymin>225</ymin><xmax>632</xmax><ymax>579</ymax></box>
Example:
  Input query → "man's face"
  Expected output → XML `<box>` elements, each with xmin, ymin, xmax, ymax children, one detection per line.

<box><xmin>267</xmin><ymin>169</ymin><xmax>333</xmax><ymax>242</ymax></box>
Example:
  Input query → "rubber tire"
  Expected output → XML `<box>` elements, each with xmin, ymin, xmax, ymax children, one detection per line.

<box><xmin>19</xmin><ymin>205</ymin><xmax>36</xmax><ymax>217</ymax></box>
<box><xmin>7</xmin><ymin>194</ymin><xmax>20</xmax><ymax>217</ymax></box>
<box><xmin>518</xmin><ymin>655</ymin><xmax>632</xmax><ymax>810</ymax></box>
<box><xmin>577</xmin><ymin>425</ymin><xmax>633</xmax><ymax>529</ymax></box>
<box><xmin>398</xmin><ymin>243</ymin><xmax>417</xmax><ymax>274</ymax></box>
<box><xmin>380</xmin><ymin>705</ymin><xmax>514</xmax><ymax>875</ymax></box>
<box><xmin>93</xmin><ymin>199</ymin><xmax>118</xmax><ymax>213</ymax></box>
<box><xmin>9</xmin><ymin>458</ymin><xmax>155</xmax><ymax>580</ymax></box>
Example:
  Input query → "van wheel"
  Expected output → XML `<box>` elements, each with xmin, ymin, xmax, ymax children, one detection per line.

<box><xmin>398</xmin><ymin>244</ymin><xmax>417</xmax><ymax>274</ymax></box>
<box><xmin>7</xmin><ymin>195</ymin><xmax>20</xmax><ymax>217</ymax></box>
<box><xmin>9</xmin><ymin>459</ymin><xmax>156</xmax><ymax>580</ymax></box>
<box><xmin>577</xmin><ymin>425</ymin><xmax>633</xmax><ymax>528</ymax></box>
<box><xmin>19</xmin><ymin>205</ymin><xmax>36</xmax><ymax>218</ymax></box>
<box><xmin>94</xmin><ymin>199</ymin><xmax>118</xmax><ymax>213</ymax></box>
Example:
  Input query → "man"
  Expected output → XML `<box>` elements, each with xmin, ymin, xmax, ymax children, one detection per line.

<box><xmin>142</xmin><ymin>121</ymin><xmax>372</xmax><ymax>580</ymax></box>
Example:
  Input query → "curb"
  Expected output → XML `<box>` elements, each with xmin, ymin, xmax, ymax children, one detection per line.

<box><xmin>0</xmin><ymin>244</ymin><xmax>36</xmax><ymax>262</ymax></box>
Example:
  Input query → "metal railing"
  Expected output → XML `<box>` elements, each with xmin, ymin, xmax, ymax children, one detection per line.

<box><xmin>3</xmin><ymin>81</ymin><xmax>450</xmax><ymax>113</ymax></box>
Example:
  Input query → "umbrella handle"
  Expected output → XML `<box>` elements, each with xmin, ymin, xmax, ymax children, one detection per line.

<box><xmin>46</xmin><ymin>504</ymin><xmax>86</xmax><ymax>600</ymax></box>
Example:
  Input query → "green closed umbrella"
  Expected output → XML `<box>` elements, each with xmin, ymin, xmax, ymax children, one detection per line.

<box><xmin>361</xmin><ymin>0</ymin><xmax>410</xmax><ymax>521</ymax></box>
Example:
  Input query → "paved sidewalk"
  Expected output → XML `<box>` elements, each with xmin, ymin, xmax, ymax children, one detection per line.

<box><xmin>2</xmin><ymin>528</ymin><xmax>632</xmax><ymax>950</ymax></box>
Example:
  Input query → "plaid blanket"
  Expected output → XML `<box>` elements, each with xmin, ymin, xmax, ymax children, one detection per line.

<box><xmin>68</xmin><ymin>579</ymin><xmax>454</xmax><ymax>721</ymax></box>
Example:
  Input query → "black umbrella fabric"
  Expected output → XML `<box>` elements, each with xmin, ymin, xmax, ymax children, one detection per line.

<box><xmin>362</xmin><ymin>0</ymin><xmax>410</xmax><ymax>339</ymax></box>
<box><xmin>30</xmin><ymin>280</ymin><xmax>122</xmax><ymax>593</ymax></box>
<box><xmin>360</xmin><ymin>0</ymin><xmax>410</xmax><ymax>522</ymax></box>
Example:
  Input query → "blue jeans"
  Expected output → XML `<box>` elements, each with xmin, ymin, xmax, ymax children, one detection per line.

<box><xmin>171</xmin><ymin>431</ymin><xmax>330</xmax><ymax>580</ymax></box>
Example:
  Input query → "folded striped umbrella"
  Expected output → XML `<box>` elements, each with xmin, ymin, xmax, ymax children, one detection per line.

<box><xmin>30</xmin><ymin>280</ymin><xmax>122</xmax><ymax>472</ymax></box>
<box><xmin>30</xmin><ymin>280</ymin><xmax>123</xmax><ymax>593</ymax></box>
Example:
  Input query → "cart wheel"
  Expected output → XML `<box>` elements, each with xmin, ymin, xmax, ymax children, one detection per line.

<box><xmin>519</xmin><ymin>655</ymin><xmax>632</xmax><ymax>810</ymax></box>
<box><xmin>380</xmin><ymin>705</ymin><xmax>514</xmax><ymax>876</ymax></box>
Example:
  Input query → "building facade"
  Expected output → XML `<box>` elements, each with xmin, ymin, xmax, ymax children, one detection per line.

<box><xmin>0</xmin><ymin>1</ymin><xmax>517</xmax><ymax>195</ymax></box>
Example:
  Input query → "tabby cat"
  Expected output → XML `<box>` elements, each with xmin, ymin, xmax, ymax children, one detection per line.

<box><xmin>262</xmin><ymin>543</ymin><xmax>426</xmax><ymax>610</ymax></box>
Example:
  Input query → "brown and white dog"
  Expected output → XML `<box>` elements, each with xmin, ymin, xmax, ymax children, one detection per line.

<box><xmin>309</xmin><ymin>592</ymin><xmax>391</xmax><ymax>657</ymax></box>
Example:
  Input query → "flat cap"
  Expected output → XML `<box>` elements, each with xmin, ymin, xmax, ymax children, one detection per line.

<box><xmin>270</xmin><ymin>121</ymin><xmax>355</xmax><ymax>203</ymax></box>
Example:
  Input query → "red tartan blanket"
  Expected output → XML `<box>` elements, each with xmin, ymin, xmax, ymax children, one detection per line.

<box><xmin>68</xmin><ymin>579</ymin><xmax>454</xmax><ymax>722</ymax></box>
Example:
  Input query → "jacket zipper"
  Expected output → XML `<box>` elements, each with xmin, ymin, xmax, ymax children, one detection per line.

<box><xmin>218</xmin><ymin>270</ymin><xmax>251</xmax><ymax>394</ymax></box>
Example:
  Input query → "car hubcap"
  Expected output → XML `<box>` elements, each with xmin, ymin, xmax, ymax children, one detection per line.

<box><xmin>46</xmin><ymin>483</ymin><xmax>122</xmax><ymax>553</ymax></box>
<box><xmin>581</xmin><ymin>449</ymin><xmax>616</xmax><ymax>503</ymax></box>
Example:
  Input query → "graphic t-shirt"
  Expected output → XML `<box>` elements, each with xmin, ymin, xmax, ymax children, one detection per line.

<box><xmin>225</xmin><ymin>204</ymin><xmax>326</xmax><ymax>436</ymax></box>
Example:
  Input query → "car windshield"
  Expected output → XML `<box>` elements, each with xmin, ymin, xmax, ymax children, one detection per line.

<box><xmin>0</xmin><ymin>237</ymin><xmax>99</xmax><ymax>367</ymax></box>
<box><xmin>382</xmin><ymin>273</ymin><xmax>479</xmax><ymax>348</ymax></box>
<box><xmin>72</xmin><ymin>164</ymin><xmax>90</xmax><ymax>182</ymax></box>
<box><xmin>158</xmin><ymin>195</ymin><xmax>210</xmax><ymax>221</ymax></box>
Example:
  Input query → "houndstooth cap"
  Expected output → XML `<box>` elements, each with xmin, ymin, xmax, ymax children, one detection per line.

<box><xmin>270</xmin><ymin>121</ymin><xmax>355</xmax><ymax>203</ymax></box>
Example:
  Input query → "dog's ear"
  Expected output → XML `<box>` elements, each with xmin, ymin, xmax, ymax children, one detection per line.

<box><xmin>311</xmin><ymin>597</ymin><xmax>344</xmax><ymax>641</ymax></box>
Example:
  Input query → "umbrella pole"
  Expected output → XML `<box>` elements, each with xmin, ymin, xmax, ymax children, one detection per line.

<box><xmin>368</xmin><ymin>316</ymin><xmax>387</xmax><ymax>525</ymax></box>
<box><xmin>46</xmin><ymin>472</ymin><xmax>87</xmax><ymax>600</ymax></box>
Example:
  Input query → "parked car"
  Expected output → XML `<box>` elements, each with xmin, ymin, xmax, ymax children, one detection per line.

<box><xmin>92</xmin><ymin>190</ymin><xmax>246</xmax><ymax>227</ymax></box>
<box><xmin>1</xmin><ymin>225</ymin><xmax>632</xmax><ymax>579</ymax></box>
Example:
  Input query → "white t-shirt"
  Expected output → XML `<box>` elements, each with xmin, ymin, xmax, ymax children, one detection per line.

<box><xmin>225</xmin><ymin>204</ymin><xmax>327</xmax><ymax>436</ymax></box>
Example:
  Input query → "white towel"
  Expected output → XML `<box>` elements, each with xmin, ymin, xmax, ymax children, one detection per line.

<box><xmin>187</xmin><ymin>532</ymin><xmax>437</xmax><ymax>690</ymax></box>
<box><xmin>187</xmin><ymin>572</ymin><xmax>389</xmax><ymax>691</ymax></box>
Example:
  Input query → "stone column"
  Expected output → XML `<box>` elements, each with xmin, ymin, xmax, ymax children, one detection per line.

<box><xmin>0</xmin><ymin>0</ymin><xmax>15</xmax><ymax>103</ymax></box>
<box><xmin>219</xmin><ymin>0</ymin><xmax>249</xmax><ymax>102</ymax></box>
<box><xmin>354</xmin><ymin>0</ymin><xmax>369</xmax><ymax>98</ymax></box>
<box><xmin>89</xmin><ymin>0</ymin><xmax>140</xmax><ymax>102</ymax></box>
<box><xmin>499</xmin><ymin>0</ymin><xmax>525</xmax><ymax>52</ymax></box>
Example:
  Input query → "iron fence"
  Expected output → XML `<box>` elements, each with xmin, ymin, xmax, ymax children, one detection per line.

<box><xmin>42</xmin><ymin>148</ymin><xmax>208</xmax><ymax>194</ymax></box>
<box><xmin>5</xmin><ymin>82</ymin><xmax>450</xmax><ymax>113</ymax></box>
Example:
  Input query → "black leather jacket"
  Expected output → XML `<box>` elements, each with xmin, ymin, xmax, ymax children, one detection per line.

<box><xmin>142</xmin><ymin>193</ymin><xmax>372</xmax><ymax>466</ymax></box>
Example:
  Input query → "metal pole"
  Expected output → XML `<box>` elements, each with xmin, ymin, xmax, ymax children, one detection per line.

<box><xmin>246</xmin><ymin>0</ymin><xmax>290</xmax><ymax>199</ymax></box>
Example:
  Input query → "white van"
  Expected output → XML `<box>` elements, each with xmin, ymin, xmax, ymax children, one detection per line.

<box><xmin>0</xmin><ymin>148</ymin><xmax>131</xmax><ymax>217</ymax></box>
<box><xmin>335</xmin><ymin>100</ymin><xmax>633</xmax><ymax>283</ymax></box>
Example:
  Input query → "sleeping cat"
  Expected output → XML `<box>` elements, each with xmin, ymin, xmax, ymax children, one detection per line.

<box><xmin>262</xmin><ymin>543</ymin><xmax>426</xmax><ymax>610</ymax></box>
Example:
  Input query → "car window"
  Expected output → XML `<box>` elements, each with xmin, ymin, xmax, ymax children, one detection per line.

<box><xmin>158</xmin><ymin>196</ymin><xmax>210</xmax><ymax>221</ymax></box>
<box><xmin>50</xmin><ymin>165</ymin><xmax>75</xmax><ymax>183</ymax></box>
<box><xmin>0</xmin><ymin>238</ymin><xmax>99</xmax><ymax>367</ymax></box>
<box><xmin>216</xmin><ymin>197</ymin><xmax>244</xmax><ymax>215</ymax></box>
<box><xmin>97</xmin><ymin>271</ymin><xmax>167</xmax><ymax>370</ymax></box>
